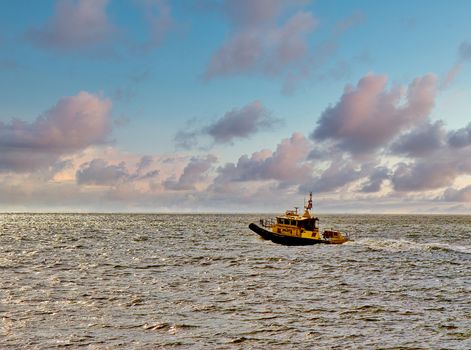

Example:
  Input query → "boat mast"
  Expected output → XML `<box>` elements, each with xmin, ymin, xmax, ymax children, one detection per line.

<box><xmin>306</xmin><ymin>192</ymin><xmax>313</xmax><ymax>211</ymax></box>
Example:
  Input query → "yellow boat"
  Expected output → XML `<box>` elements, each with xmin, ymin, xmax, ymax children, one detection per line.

<box><xmin>249</xmin><ymin>192</ymin><xmax>350</xmax><ymax>245</ymax></box>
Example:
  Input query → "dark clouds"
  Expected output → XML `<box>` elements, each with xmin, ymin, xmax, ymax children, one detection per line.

<box><xmin>392</xmin><ymin>161</ymin><xmax>458</xmax><ymax>192</ymax></box>
<box><xmin>390</xmin><ymin>121</ymin><xmax>446</xmax><ymax>157</ymax></box>
<box><xmin>0</xmin><ymin>92</ymin><xmax>112</xmax><ymax>172</ymax></box>
<box><xmin>175</xmin><ymin>100</ymin><xmax>280</xmax><ymax>148</ymax></box>
<box><xmin>387</xmin><ymin>119</ymin><xmax>471</xmax><ymax>193</ymax></box>
<box><xmin>359</xmin><ymin>166</ymin><xmax>390</xmax><ymax>193</ymax></box>
<box><xmin>311</xmin><ymin>74</ymin><xmax>437</xmax><ymax>155</ymax></box>
<box><xmin>448</xmin><ymin>123</ymin><xmax>471</xmax><ymax>148</ymax></box>
<box><xmin>391</xmin><ymin>147</ymin><xmax>471</xmax><ymax>192</ymax></box>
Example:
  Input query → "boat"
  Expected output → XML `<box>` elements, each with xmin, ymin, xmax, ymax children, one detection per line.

<box><xmin>249</xmin><ymin>192</ymin><xmax>350</xmax><ymax>245</ymax></box>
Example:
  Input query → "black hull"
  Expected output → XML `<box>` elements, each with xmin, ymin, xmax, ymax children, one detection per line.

<box><xmin>249</xmin><ymin>223</ymin><xmax>330</xmax><ymax>246</ymax></box>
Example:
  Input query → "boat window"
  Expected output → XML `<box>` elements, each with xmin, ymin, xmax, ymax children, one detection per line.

<box><xmin>296</xmin><ymin>219</ymin><xmax>310</xmax><ymax>230</ymax></box>
<box><xmin>277</xmin><ymin>218</ymin><xmax>282</xmax><ymax>224</ymax></box>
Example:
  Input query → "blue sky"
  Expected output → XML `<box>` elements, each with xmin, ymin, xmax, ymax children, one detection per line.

<box><xmin>1</xmin><ymin>0</ymin><xmax>471</xmax><ymax>212</ymax></box>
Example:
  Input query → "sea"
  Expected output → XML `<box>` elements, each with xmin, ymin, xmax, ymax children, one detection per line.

<box><xmin>0</xmin><ymin>213</ymin><xmax>470</xmax><ymax>349</ymax></box>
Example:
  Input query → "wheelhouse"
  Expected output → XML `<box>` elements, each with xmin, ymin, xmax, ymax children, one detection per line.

<box><xmin>276</xmin><ymin>217</ymin><xmax>319</xmax><ymax>231</ymax></box>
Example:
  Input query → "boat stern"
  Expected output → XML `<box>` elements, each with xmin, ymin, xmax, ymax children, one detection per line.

<box><xmin>323</xmin><ymin>229</ymin><xmax>350</xmax><ymax>244</ymax></box>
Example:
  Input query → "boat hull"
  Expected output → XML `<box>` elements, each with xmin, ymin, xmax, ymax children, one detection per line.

<box><xmin>249</xmin><ymin>223</ymin><xmax>330</xmax><ymax>246</ymax></box>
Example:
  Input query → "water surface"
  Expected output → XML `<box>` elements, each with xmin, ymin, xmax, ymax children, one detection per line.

<box><xmin>1</xmin><ymin>214</ymin><xmax>470</xmax><ymax>349</ymax></box>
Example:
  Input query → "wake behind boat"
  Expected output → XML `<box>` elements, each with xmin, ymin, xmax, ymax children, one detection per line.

<box><xmin>249</xmin><ymin>192</ymin><xmax>350</xmax><ymax>246</ymax></box>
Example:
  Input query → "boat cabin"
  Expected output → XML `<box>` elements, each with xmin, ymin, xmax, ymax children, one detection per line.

<box><xmin>275</xmin><ymin>216</ymin><xmax>319</xmax><ymax>231</ymax></box>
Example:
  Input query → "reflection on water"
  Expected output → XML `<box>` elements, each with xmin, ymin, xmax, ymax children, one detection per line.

<box><xmin>1</xmin><ymin>214</ymin><xmax>470</xmax><ymax>349</ymax></box>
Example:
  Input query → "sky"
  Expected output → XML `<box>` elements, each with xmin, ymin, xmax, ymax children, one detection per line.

<box><xmin>1</xmin><ymin>0</ymin><xmax>471</xmax><ymax>213</ymax></box>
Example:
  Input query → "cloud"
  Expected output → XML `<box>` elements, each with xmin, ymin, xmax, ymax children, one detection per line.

<box><xmin>311</xmin><ymin>73</ymin><xmax>437</xmax><ymax>155</ymax></box>
<box><xmin>135</xmin><ymin>0</ymin><xmax>176</xmax><ymax>52</ymax></box>
<box><xmin>389</xmin><ymin>120</ymin><xmax>471</xmax><ymax>192</ymax></box>
<box><xmin>441</xmin><ymin>63</ymin><xmax>463</xmax><ymax>90</ymax></box>
<box><xmin>213</xmin><ymin>133</ymin><xmax>312</xmax><ymax>189</ymax></box>
<box><xmin>204</xmin><ymin>1</ymin><xmax>317</xmax><ymax>80</ymax></box>
<box><xmin>359</xmin><ymin>166</ymin><xmax>390</xmax><ymax>193</ymax></box>
<box><xmin>26</xmin><ymin>0</ymin><xmax>114</xmax><ymax>52</ymax></box>
<box><xmin>174</xmin><ymin>125</ymin><xmax>201</xmax><ymax>150</ymax></box>
<box><xmin>390</xmin><ymin>120</ymin><xmax>446</xmax><ymax>158</ymax></box>
<box><xmin>442</xmin><ymin>185</ymin><xmax>471</xmax><ymax>202</ymax></box>
<box><xmin>205</xmin><ymin>100</ymin><xmax>280</xmax><ymax>143</ymax></box>
<box><xmin>302</xmin><ymin>160</ymin><xmax>365</xmax><ymax>193</ymax></box>
<box><xmin>459</xmin><ymin>41</ymin><xmax>471</xmax><ymax>61</ymax></box>
<box><xmin>391</xmin><ymin>158</ymin><xmax>464</xmax><ymax>192</ymax></box>
<box><xmin>76</xmin><ymin>157</ymin><xmax>159</xmax><ymax>186</ymax></box>
<box><xmin>136</xmin><ymin>155</ymin><xmax>153</xmax><ymax>172</ymax></box>
<box><xmin>441</xmin><ymin>41</ymin><xmax>471</xmax><ymax>89</ymax></box>
<box><xmin>77</xmin><ymin>159</ymin><xmax>129</xmax><ymax>185</ymax></box>
<box><xmin>0</xmin><ymin>92</ymin><xmax>112</xmax><ymax>172</ymax></box>
<box><xmin>175</xmin><ymin>100</ymin><xmax>280</xmax><ymax>148</ymax></box>
<box><xmin>202</xmin><ymin>1</ymin><xmax>364</xmax><ymax>93</ymax></box>
<box><xmin>164</xmin><ymin>155</ymin><xmax>217</xmax><ymax>191</ymax></box>
<box><xmin>448</xmin><ymin>123</ymin><xmax>471</xmax><ymax>148</ymax></box>
<box><xmin>281</xmin><ymin>11</ymin><xmax>365</xmax><ymax>94</ymax></box>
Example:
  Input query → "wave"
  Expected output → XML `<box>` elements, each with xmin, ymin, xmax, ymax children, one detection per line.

<box><xmin>353</xmin><ymin>238</ymin><xmax>471</xmax><ymax>254</ymax></box>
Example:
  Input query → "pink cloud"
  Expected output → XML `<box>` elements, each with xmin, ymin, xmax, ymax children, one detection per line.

<box><xmin>76</xmin><ymin>158</ymin><xmax>159</xmax><ymax>186</ymax></box>
<box><xmin>0</xmin><ymin>92</ymin><xmax>112</xmax><ymax>172</ymax></box>
<box><xmin>441</xmin><ymin>63</ymin><xmax>462</xmax><ymax>90</ymax></box>
<box><xmin>27</xmin><ymin>0</ymin><xmax>114</xmax><ymax>51</ymax></box>
<box><xmin>440</xmin><ymin>41</ymin><xmax>471</xmax><ymax>89</ymax></box>
<box><xmin>164</xmin><ymin>155</ymin><xmax>217</xmax><ymax>191</ymax></box>
<box><xmin>311</xmin><ymin>73</ymin><xmax>437</xmax><ymax>155</ymax></box>
<box><xmin>212</xmin><ymin>133</ymin><xmax>313</xmax><ymax>189</ymax></box>
<box><xmin>204</xmin><ymin>1</ymin><xmax>317</xmax><ymax>79</ymax></box>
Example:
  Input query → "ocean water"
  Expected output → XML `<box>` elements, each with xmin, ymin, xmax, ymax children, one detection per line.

<box><xmin>0</xmin><ymin>213</ymin><xmax>470</xmax><ymax>349</ymax></box>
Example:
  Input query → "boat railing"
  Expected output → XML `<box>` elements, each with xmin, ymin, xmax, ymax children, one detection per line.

<box><xmin>259</xmin><ymin>218</ymin><xmax>275</xmax><ymax>228</ymax></box>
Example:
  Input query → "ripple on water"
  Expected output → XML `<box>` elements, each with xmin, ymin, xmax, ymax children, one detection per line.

<box><xmin>0</xmin><ymin>213</ymin><xmax>470</xmax><ymax>349</ymax></box>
